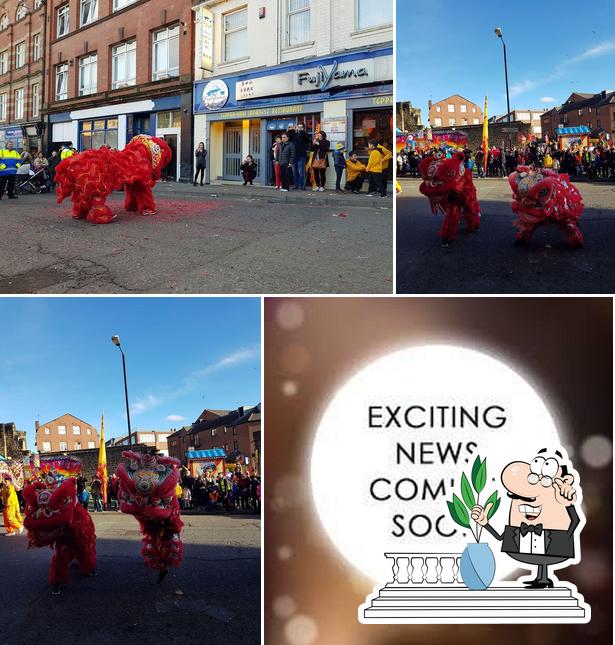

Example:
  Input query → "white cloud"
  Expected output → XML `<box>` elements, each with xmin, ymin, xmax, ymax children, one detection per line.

<box><xmin>131</xmin><ymin>394</ymin><xmax>160</xmax><ymax>414</ymax></box>
<box><xmin>540</xmin><ymin>96</ymin><xmax>557</xmax><ymax>103</ymax></box>
<box><xmin>166</xmin><ymin>414</ymin><xmax>186</xmax><ymax>422</ymax></box>
<box><xmin>572</xmin><ymin>40</ymin><xmax>615</xmax><ymax>62</ymax></box>
<box><xmin>510</xmin><ymin>79</ymin><xmax>538</xmax><ymax>97</ymax></box>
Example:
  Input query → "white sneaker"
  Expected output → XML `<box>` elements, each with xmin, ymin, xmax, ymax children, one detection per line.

<box><xmin>281</xmin><ymin>188</ymin><xmax>288</xmax><ymax>192</ymax></box>
<box><xmin>318</xmin><ymin>187</ymin><xmax>325</xmax><ymax>192</ymax></box>
<box><xmin>18</xmin><ymin>526</ymin><xmax>24</xmax><ymax>535</ymax></box>
<box><xmin>5</xmin><ymin>532</ymin><xmax>15</xmax><ymax>537</ymax></box>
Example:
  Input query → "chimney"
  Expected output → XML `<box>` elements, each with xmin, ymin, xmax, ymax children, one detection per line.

<box><xmin>35</xmin><ymin>420</ymin><xmax>39</xmax><ymax>431</ymax></box>
<box><xmin>238</xmin><ymin>406</ymin><xmax>244</xmax><ymax>416</ymax></box>
<box><xmin>428</xmin><ymin>99</ymin><xmax>433</xmax><ymax>111</ymax></box>
<box><xmin>601</xmin><ymin>90</ymin><xmax>607</xmax><ymax>99</ymax></box>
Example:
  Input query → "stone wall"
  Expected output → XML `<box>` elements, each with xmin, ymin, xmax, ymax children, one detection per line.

<box><xmin>432</xmin><ymin>121</ymin><xmax>534</xmax><ymax>151</ymax></box>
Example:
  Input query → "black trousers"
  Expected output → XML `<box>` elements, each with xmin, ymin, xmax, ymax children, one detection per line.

<box><xmin>345</xmin><ymin>175</ymin><xmax>365</xmax><ymax>192</ymax></box>
<box><xmin>280</xmin><ymin>163</ymin><xmax>292</xmax><ymax>190</ymax></box>
<box><xmin>314</xmin><ymin>168</ymin><xmax>327</xmax><ymax>188</ymax></box>
<box><xmin>367</xmin><ymin>171</ymin><xmax>382</xmax><ymax>195</ymax></box>
<box><xmin>0</xmin><ymin>174</ymin><xmax>16</xmax><ymax>197</ymax></box>
<box><xmin>381</xmin><ymin>169</ymin><xmax>388</xmax><ymax>196</ymax></box>
<box><xmin>194</xmin><ymin>164</ymin><xmax>206</xmax><ymax>184</ymax></box>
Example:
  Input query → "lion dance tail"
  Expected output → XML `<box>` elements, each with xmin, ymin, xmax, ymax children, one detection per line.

<box><xmin>139</xmin><ymin>511</ymin><xmax>184</xmax><ymax>572</ymax></box>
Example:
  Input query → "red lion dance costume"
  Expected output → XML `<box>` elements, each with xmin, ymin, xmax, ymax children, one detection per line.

<box><xmin>116</xmin><ymin>451</ymin><xmax>183</xmax><ymax>582</ymax></box>
<box><xmin>509</xmin><ymin>166</ymin><xmax>584</xmax><ymax>247</ymax></box>
<box><xmin>419</xmin><ymin>151</ymin><xmax>481</xmax><ymax>245</ymax></box>
<box><xmin>23</xmin><ymin>458</ymin><xmax>96</xmax><ymax>595</ymax></box>
<box><xmin>55</xmin><ymin>135</ymin><xmax>172</xmax><ymax>224</ymax></box>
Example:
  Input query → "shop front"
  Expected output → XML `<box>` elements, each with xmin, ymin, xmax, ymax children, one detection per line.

<box><xmin>0</xmin><ymin>123</ymin><xmax>44</xmax><ymax>153</ymax></box>
<box><xmin>194</xmin><ymin>46</ymin><xmax>393</xmax><ymax>186</ymax></box>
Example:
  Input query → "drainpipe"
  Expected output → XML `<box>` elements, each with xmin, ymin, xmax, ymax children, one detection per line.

<box><xmin>40</xmin><ymin>0</ymin><xmax>48</xmax><ymax>152</ymax></box>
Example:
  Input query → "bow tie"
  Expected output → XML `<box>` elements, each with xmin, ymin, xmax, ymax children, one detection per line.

<box><xmin>520</xmin><ymin>522</ymin><xmax>543</xmax><ymax>537</ymax></box>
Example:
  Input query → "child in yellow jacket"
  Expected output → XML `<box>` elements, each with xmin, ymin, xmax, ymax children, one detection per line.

<box><xmin>345</xmin><ymin>151</ymin><xmax>367</xmax><ymax>193</ymax></box>
<box><xmin>377</xmin><ymin>144</ymin><xmax>392</xmax><ymax>196</ymax></box>
<box><xmin>366</xmin><ymin>140</ymin><xmax>384</xmax><ymax>196</ymax></box>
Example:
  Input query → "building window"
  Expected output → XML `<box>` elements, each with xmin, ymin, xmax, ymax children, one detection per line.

<box><xmin>14</xmin><ymin>88</ymin><xmax>24</xmax><ymax>119</ymax></box>
<box><xmin>88</xmin><ymin>441</ymin><xmax>95</xmax><ymax>448</ymax></box>
<box><xmin>86</xmin><ymin>428</ymin><xmax>91</xmax><ymax>434</ymax></box>
<box><xmin>35</xmin><ymin>0</ymin><xmax>43</xmax><ymax>8</ymax></box>
<box><xmin>448</xmin><ymin>118</ymin><xmax>455</xmax><ymax>126</ymax></box>
<box><xmin>0</xmin><ymin>94</ymin><xmax>6</xmax><ymax>121</ymax></box>
<box><xmin>16</xmin><ymin>4</ymin><xmax>27</xmax><ymax>20</ymax></box>
<box><xmin>156</xmin><ymin>110</ymin><xmax>180</xmax><ymax>128</ymax></box>
<box><xmin>577</xmin><ymin>109</ymin><xmax>582</xmax><ymax>116</ymax></box>
<box><xmin>79</xmin><ymin>53</ymin><xmax>97</xmax><ymax>96</ymax></box>
<box><xmin>57</xmin><ymin>5</ymin><xmax>69</xmax><ymax>37</ymax></box>
<box><xmin>211</xmin><ymin>428</ymin><xmax>217</xmax><ymax>437</ymax></box>
<box><xmin>232</xmin><ymin>428</ymin><xmax>237</xmax><ymax>436</ymax></box>
<box><xmin>473</xmin><ymin>118</ymin><xmax>479</xmax><ymax>125</ymax></box>
<box><xmin>58</xmin><ymin>425</ymin><xmax>66</xmax><ymax>435</ymax></box>
<box><xmin>152</xmin><ymin>25</ymin><xmax>179</xmax><ymax>80</ymax></box>
<box><xmin>461</xmin><ymin>118</ymin><xmax>468</xmax><ymax>126</ymax></box>
<box><xmin>0</xmin><ymin>15</ymin><xmax>8</xmax><ymax>31</ymax></box>
<box><xmin>233</xmin><ymin>440</ymin><xmax>238</xmax><ymax>450</ymax></box>
<box><xmin>0</xmin><ymin>51</ymin><xmax>7</xmax><ymax>75</ymax></box>
<box><xmin>33</xmin><ymin>34</ymin><xmax>40</xmax><ymax>60</ymax></box>
<box><xmin>224</xmin><ymin>444</ymin><xmax>228</xmax><ymax>452</ymax></box>
<box><xmin>80</xmin><ymin>0</ymin><xmax>98</xmax><ymax>26</ymax></box>
<box><xmin>139</xmin><ymin>433</ymin><xmax>156</xmax><ymax>443</ymax></box>
<box><xmin>80</xmin><ymin>118</ymin><xmax>118</xmax><ymax>150</ymax></box>
<box><xmin>56</xmin><ymin>63</ymin><xmax>68</xmax><ymax>100</ymax></box>
<box><xmin>42</xmin><ymin>441</ymin><xmax>51</xmax><ymax>451</ymax></box>
<box><xmin>223</xmin><ymin>8</ymin><xmax>247</xmax><ymax>62</ymax></box>
<box><xmin>194</xmin><ymin>435</ymin><xmax>200</xmax><ymax>447</ymax></box>
<box><xmin>112</xmin><ymin>40</ymin><xmax>136</xmax><ymax>88</ymax></box>
<box><xmin>170</xmin><ymin>440</ymin><xmax>177</xmax><ymax>446</ymax></box>
<box><xmin>447</xmin><ymin>104</ymin><xmax>454</xmax><ymax>113</ymax></box>
<box><xmin>15</xmin><ymin>42</ymin><xmax>26</xmax><ymax>68</ymax></box>
<box><xmin>72</xmin><ymin>425</ymin><xmax>80</xmax><ymax>435</ymax></box>
<box><xmin>433</xmin><ymin>117</ymin><xmax>442</xmax><ymax>127</ymax></box>
<box><xmin>460</xmin><ymin>104</ymin><xmax>467</xmax><ymax>113</ymax></box>
<box><xmin>74</xmin><ymin>442</ymin><xmax>81</xmax><ymax>450</ymax></box>
<box><xmin>59</xmin><ymin>441</ymin><xmax>68</xmax><ymax>450</ymax></box>
<box><xmin>356</xmin><ymin>0</ymin><xmax>392</xmax><ymax>30</ymax></box>
<box><xmin>44</xmin><ymin>426</ymin><xmax>50</xmax><ymax>435</ymax></box>
<box><xmin>113</xmin><ymin>0</ymin><xmax>137</xmax><ymax>11</ymax></box>
<box><xmin>288</xmin><ymin>0</ymin><xmax>310</xmax><ymax>47</ymax></box>
<box><xmin>436</xmin><ymin>106</ymin><xmax>441</xmax><ymax>113</ymax></box>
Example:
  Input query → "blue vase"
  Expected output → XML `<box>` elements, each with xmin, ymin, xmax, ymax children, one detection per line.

<box><xmin>460</xmin><ymin>542</ymin><xmax>495</xmax><ymax>590</ymax></box>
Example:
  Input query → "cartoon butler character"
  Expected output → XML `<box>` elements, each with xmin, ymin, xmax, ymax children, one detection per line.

<box><xmin>471</xmin><ymin>448</ymin><xmax>581</xmax><ymax>589</ymax></box>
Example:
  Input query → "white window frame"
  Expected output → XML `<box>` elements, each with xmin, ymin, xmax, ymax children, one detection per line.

<box><xmin>435</xmin><ymin>105</ymin><xmax>441</xmax><ymax>113</ymax></box>
<box><xmin>88</xmin><ymin>441</ymin><xmax>95</xmax><ymax>448</ymax></box>
<box><xmin>57</xmin><ymin>5</ymin><xmax>69</xmax><ymax>38</ymax></box>
<box><xmin>433</xmin><ymin>117</ymin><xmax>442</xmax><ymax>127</ymax></box>
<box><xmin>0</xmin><ymin>50</ymin><xmax>8</xmax><ymax>75</ymax></box>
<box><xmin>16</xmin><ymin>4</ymin><xmax>27</xmax><ymax>21</ymax></box>
<box><xmin>35</xmin><ymin>0</ymin><xmax>43</xmax><ymax>9</ymax></box>
<box><xmin>447</xmin><ymin>104</ymin><xmax>454</xmax><ymax>113</ymax></box>
<box><xmin>356</xmin><ymin>0</ymin><xmax>392</xmax><ymax>31</ymax></box>
<box><xmin>56</xmin><ymin>63</ymin><xmax>68</xmax><ymax>100</ymax></box>
<box><xmin>223</xmin><ymin>7</ymin><xmax>248</xmax><ymax>63</ymax></box>
<box><xmin>14</xmin><ymin>87</ymin><xmax>24</xmax><ymax>119</ymax></box>
<box><xmin>80</xmin><ymin>0</ymin><xmax>98</xmax><ymax>27</ymax></box>
<box><xmin>58</xmin><ymin>425</ymin><xmax>66</xmax><ymax>434</ymax></box>
<box><xmin>473</xmin><ymin>118</ymin><xmax>479</xmax><ymax>125</ymax></box>
<box><xmin>44</xmin><ymin>427</ymin><xmax>50</xmax><ymax>434</ymax></box>
<box><xmin>112</xmin><ymin>0</ymin><xmax>137</xmax><ymax>11</ymax></box>
<box><xmin>448</xmin><ymin>118</ymin><xmax>455</xmax><ymax>126</ymax></box>
<box><xmin>111</xmin><ymin>39</ymin><xmax>136</xmax><ymax>89</ymax></box>
<box><xmin>79</xmin><ymin>53</ymin><xmax>97</xmax><ymax>96</ymax></box>
<box><xmin>33</xmin><ymin>33</ymin><xmax>40</xmax><ymax>60</ymax></box>
<box><xmin>0</xmin><ymin>15</ymin><xmax>8</xmax><ymax>31</ymax></box>
<box><xmin>72</xmin><ymin>425</ymin><xmax>81</xmax><ymax>435</ymax></box>
<box><xmin>42</xmin><ymin>441</ymin><xmax>51</xmax><ymax>451</ymax></box>
<box><xmin>86</xmin><ymin>428</ymin><xmax>91</xmax><ymax>435</ymax></box>
<box><xmin>59</xmin><ymin>441</ymin><xmax>68</xmax><ymax>451</ymax></box>
<box><xmin>15</xmin><ymin>42</ymin><xmax>26</xmax><ymax>69</ymax></box>
<box><xmin>460</xmin><ymin>104</ymin><xmax>467</xmax><ymax>113</ymax></box>
<box><xmin>152</xmin><ymin>24</ymin><xmax>179</xmax><ymax>80</ymax></box>
<box><xmin>74</xmin><ymin>442</ymin><xmax>82</xmax><ymax>450</ymax></box>
<box><xmin>288</xmin><ymin>0</ymin><xmax>310</xmax><ymax>47</ymax></box>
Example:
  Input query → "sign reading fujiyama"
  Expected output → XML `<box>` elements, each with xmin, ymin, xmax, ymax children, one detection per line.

<box><xmin>295</xmin><ymin>59</ymin><xmax>373</xmax><ymax>91</ymax></box>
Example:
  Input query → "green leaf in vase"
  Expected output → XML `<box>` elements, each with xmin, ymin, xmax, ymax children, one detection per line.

<box><xmin>460</xmin><ymin>472</ymin><xmax>475</xmax><ymax>509</ymax></box>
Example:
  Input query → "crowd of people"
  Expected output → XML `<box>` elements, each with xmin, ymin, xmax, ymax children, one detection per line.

<box><xmin>397</xmin><ymin>140</ymin><xmax>615</xmax><ymax>181</ymax></box>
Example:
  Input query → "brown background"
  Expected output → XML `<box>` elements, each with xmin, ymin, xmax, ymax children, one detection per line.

<box><xmin>264</xmin><ymin>297</ymin><xmax>613</xmax><ymax>645</ymax></box>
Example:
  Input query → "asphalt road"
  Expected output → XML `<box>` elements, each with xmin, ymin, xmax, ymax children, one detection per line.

<box><xmin>0</xmin><ymin>183</ymin><xmax>393</xmax><ymax>294</ymax></box>
<box><xmin>0</xmin><ymin>511</ymin><xmax>260</xmax><ymax>645</ymax></box>
<box><xmin>396</xmin><ymin>177</ymin><xmax>615</xmax><ymax>293</ymax></box>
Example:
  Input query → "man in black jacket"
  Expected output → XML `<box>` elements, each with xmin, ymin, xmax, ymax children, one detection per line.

<box><xmin>287</xmin><ymin>123</ymin><xmax>310</xmax><ymax>189</ymax></box>
<box><xmin>279</xmin><ymin>133</ymin><xmax>296</xmax><ymax>192</ymax></box>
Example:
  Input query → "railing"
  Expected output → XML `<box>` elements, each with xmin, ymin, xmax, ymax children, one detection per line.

<box><xmin>384</xmin><ymin>553</ymin><xmax>463</xmax><ymax>585</ymax></box>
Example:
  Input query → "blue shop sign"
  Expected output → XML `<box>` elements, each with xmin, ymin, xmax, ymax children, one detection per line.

<box><xmin>2</xmin><ymin>127</ymin><xmax>23</xmax><ymax>138</ymax></box>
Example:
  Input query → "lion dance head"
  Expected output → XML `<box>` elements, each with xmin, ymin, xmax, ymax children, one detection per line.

<box><xmin>126</xmin><ymin>135</ymin><xmax>173</xmax><ymax>181</ymax></box>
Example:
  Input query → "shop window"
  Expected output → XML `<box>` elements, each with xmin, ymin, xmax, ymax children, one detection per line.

<box><xmin>112</xmin><ymin>40</ymin><xmax>136</xmax><ymax>89</ymax></box>
<box><xmin>356</xmin><ymin>0</ymin><xmax>392</xmax><ymax>31</ymax></box>
<box><xmin>55</xmin><ymin>63</ymin><xmax>69</xmax><ymax>101</ymax></box>
<box><xmin>152</xmin><ymin>24</ymin><xmax>179</xmax><ymax>80</ymax></box>
<box><xmin>57</xmin><ymin>5</ymin><xmax>69</xmax><ymax>38</ymax></box>
<box><xmin>33</xmin><ymin>34</ymin><xmax>40</xmax><ymax>61</ymax></box>
<box><xmin>0</xmin><ymin>51</ymin><xmax>7</xmax><ymax>75</ymax></box>
<box><xmin>80</xmin><ymin>0</ymin><xmax>98</xmax><ymax>27</ymax></box>
<box><xmin>288</xmin><ymin>0</ymin><xmax>310</xmax><ymax>47</ymax></box>
<box><xmin>352</xmin><ymin>109</ymin><xmax>392</xmax><ymax>160</ymax></box>
<box><xmin>157</xmin><ymin>110</ymin><xmax>180</xmax><ymax>129</ymax></box>
<box><xmin>15</xmin><ymin>42</ymin><xmax>26</xmax><ymax>69</ymax></box>
<box><xmin>32</xmin><ymin>83</ymin><xmax>39</xmax><ymax>117</ymax></box>
<box><xmin>80</xmin><ymin>117</ymin><xmax>118</xmax><ymax>150</ymax></box>
<box><xmin>79</xmin><ymin>53</ymin><xmax>97</xmax><ymax>96</ymax></box>
<box><xmin>223</xmin><ymin>8</ymin><xmax>247</xmax><ymax>62</ymax></box>
<box><xmin>14</xmin><ymin>88</ymin><xmax>24</xmax><ymax>119</ymax></box>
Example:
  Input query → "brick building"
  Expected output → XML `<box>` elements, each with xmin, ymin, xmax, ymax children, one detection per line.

<box><xmin>428</xmin><ymin>95</ymin><xmax>483</xmax><ymax>128</ymax></box>
<box><xmin>540</xmin><ymin>91</ymin><xmax>615</xmax><ymax>140</ymax></box>
<box><xmin>0</xmin><ymin>0</ymin><xmax>46</xmax><ymax>152</ymax></box>
<box><xmin>35</xmin><ymin>413</ymin><xmax>99</xmax><ymax>453</ymax></box>
<box><xmin>44</xmin><ymin>0</ymin><xmax>194</xmax><ymax>180</ymax></box>
<box><xmin>491</xmin><ymin>109</ymin><xmax>546</xmax><ymax>137</ymax></box>
<box><xmin>1</xmin><ymin>421</ymin><xmax>28</xmax><ymax>457</ymax></box>
<box><xmin>107</xmin><ymin>429</ymin><xmax>171</xmax><ymax>455</ymax></box>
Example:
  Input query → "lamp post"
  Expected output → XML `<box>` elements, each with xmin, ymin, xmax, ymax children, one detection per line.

<box><xmin>111</xmin><ymin>335</ymin><xmax>132</xmax><ymax>449</ymax></box>
<box><xmin>494</xmin><ymin>27</ymin><xmax>511</xmax><ymax>124</ymax></box>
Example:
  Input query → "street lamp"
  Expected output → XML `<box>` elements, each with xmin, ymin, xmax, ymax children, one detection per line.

<box><xmin>111</xmin><ymin>335</ymin><xmax>132</xmax><ymax>449</ymax></box>
<box><xmin>494</xmin><ymin>27</ymin><xmax>511</xmax><ymax>124</ymax></box>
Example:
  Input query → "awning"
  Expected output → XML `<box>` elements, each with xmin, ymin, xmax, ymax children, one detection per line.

<box><xmin>555</xmin><ymin>126</ymin><xmax>590</xmax><ymax>136</ymax></box>
<box><xmin>186</xmin><ymin>449</ymin><xmax>226</xmax><ymax>459</ymax></box>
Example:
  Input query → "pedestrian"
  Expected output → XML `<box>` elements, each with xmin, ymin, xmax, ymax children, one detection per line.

<box><xmin>272</xmin><ymin>135</ymin><xmax>282</xmax><ymax>189</ymax></box>
<box><xmin>60</xmin><ymin>142</ymin><xmax>74</xmax><ymax>161</ymax></box>
<box><xmin>194</xmin><ymin>142</ymin><xmax>207</xmax><ymax>186</ymax></box>
<box><xmin>279</xmin><ymin>133</ymin><xmax>296</xmax><ymax>192</ymax></box>
<box><xmin>182</xmin><ymin>486</ymin><xmax>192</xmax><ymax>510</ymax></box>
<box><xmin>240</xmin><ymin>155</ymin><xmax>257</xmax><ymax>185</ymax></box>
<box><xmin>287</xmin><ymin>122</ymin><xmax>310</xmax><ymax>190</ymax></box>
<box><xmin>333</xmin><ymin>143</ymin><xmax>347</xmax><ymax>192</ymax></box>
<box><xmin>345</xmin><ymin>151</ymin><xmax>366</xmax><ymax>193</ymax></box>
<box><xmin>176</xmin><ymin>481</ymin><xmax>184</xmax><ymax>510</ymax></box>
<box><xmin>0</xmin><ymin>141</ymin><xmax>22</xmax><ymax>200</ymax></box>
<box><xmin>311</xmin><ymin>131</ymin><xmax>330</xmax><ymax>191</ymax></box>
<box><xmin>365</xmin><ymin>140</ymin><xmax>383</xmax><ymax>196</ymax></box>
<box><xmin>1</xmin><ymin>476</ymin><xmax>24</xmax><ymax>536</ymax></box>
<box><xmin>377</xmin><ymin>142</ymin><xmax>392</xmax><ymax>197</ymax></box>
<box><xmin>80</xmin><ymin>487</ymin><xmax>90</xmax><ymax>510</ymax></box>
<box><xmin>90</xmin><ymin>477</ymin><xmax>103</xmax><ymax>512</ymax></box>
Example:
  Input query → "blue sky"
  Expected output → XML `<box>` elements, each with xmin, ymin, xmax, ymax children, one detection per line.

<box><xmin>397</xmin><ymin>0</ymin><xmax>615</xmax><ymax>122</ymax></box>
<box><xmin>0</xmin><ymin>297</ymin><xmax>261</xmax><ymax>451</ymax></box>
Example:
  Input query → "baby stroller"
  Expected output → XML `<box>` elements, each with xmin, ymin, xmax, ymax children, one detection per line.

<box><xmin>17</xmin><ymin>167</ymin><xmax>49</xmax><ymax>194</ymax></box>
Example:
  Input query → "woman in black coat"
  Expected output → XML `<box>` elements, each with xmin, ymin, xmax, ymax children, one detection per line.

<box><xmin>311</xmin><ymin>131</ymin><xmax>330</xmax><ymax>191</ymax></box>
<box><xmin>194</xmin><ymin>142</ymin><xmax>207</xmax><ymax>186</ymax></box>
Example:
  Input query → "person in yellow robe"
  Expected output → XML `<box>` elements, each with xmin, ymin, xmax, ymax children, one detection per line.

<box><xmin>365</xmin><ymin>140</ymin><xmax>384</xmax><ymax>196</ymax></box>
<box><xmin>1</xmin><ymin>476</ymin><xmax>24</xmax><ymax>535</ymax></box>
<box><xmin>377</xmin><ymin>143</ymin><xmax>393</xmax><ymax>197</ymax></box>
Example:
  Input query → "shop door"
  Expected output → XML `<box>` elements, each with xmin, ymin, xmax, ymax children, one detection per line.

<box><xmin>249</xmin><ymin>123</ymin><xmax>261</xmax><ymax>180</ymax></box>
<box><xmin>223</xmin><ymin>126</ymin><xmax>242</xmax><ymax>180</ymax></box>
<box><xmin>162</xmin><ymin>134</ymin><xmax>178</xmax><ymax>181</ymax></box>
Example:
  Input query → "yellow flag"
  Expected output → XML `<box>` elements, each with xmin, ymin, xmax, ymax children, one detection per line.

<box><xmin>482</xmin><ymin>96</ymin><xmax>489</xmax><ymax>174</ymax></box>
<box><xmin>96</xmin><ymin>414</ymin><xmax>108</xmax><ymax>505</ymax></box>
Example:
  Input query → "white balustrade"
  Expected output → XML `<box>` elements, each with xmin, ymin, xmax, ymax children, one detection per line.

<box><xmin>384</xmin><ymin>553</ymin><xmax>463</xmax><ymax>585</ymax></box>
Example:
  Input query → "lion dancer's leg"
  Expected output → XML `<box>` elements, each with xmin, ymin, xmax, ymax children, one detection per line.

<box><xmin>463</xmin><ymin>204</ymin><xmax>481</xmax><ymax>233</ymax></box>
<box><xmin>558</xmin><ymin>218</ymin><xmax>584</xmax><ymax>248</ymax></box>
<box><xmin>74</xmin><ymin>507</ymin><xmax>97</xmax><ymax>577</ymax></box>
<box><xmin>130</xmin><ymin>181</ymin><xmax>158</xmax><ymax>216</ymax></box>
<box><xmin>514</xmin><ymin>220</ymin><xmax>538</xmax><ymax>245</ymax></box>
<box><xmin>49</xmin><ymin>543</ymin><xmax>71</xmax><ymax>595</ymax></box>
<box><xmin>70</xmin><ymin>191</ymin><xmax>91</xmax><ymax>220</ymax></box>
<box><xmin>440</xmin><ymin>203</ymin><xmax>462</xmax><ymax>245</ymax></box>
<box><xmin>86</xmin><ymin>191</ymin><xmax>114</xmax><ymax>224</ymax></box>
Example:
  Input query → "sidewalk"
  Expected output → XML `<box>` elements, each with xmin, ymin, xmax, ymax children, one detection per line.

<box><xmin>157</xmin><ymin>180</ymin><xmax>394</xmax><ymax>208</ymax></box>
